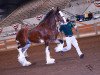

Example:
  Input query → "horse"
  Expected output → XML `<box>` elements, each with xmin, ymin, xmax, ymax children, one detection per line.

<box><xmin>16</xmin><ymin>7</ymin><xmax>65</xmax><ymax>66</ymax></box>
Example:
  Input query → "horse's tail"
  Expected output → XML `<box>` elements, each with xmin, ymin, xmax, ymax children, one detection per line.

<box><xmin>16</xmin><ymin>28</ymin><xmax>29</xmax><ymax>48</ymax></box>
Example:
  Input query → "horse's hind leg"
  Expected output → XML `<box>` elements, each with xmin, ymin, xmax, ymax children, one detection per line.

<box><xmin>17</xmin><ymin>40</ymin><xmax>31</xmax><ymax>66</ymax></box>
<box><xmin>55</xmin><ymin>39</ymin><xmax>64</xmax><ymax>52</ymax></box>
<box><xmin>17</xmin><ymin>48</ymin><xmax>31</xmax><ymax>66</ymax></box>
<box><xmin>22</xmin><ymin>40</ymin><xmax>31</xmax><ymax>57</ymax></box>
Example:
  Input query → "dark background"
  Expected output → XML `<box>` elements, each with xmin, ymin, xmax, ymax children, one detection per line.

<box><xmin>0</xmin><ymin>0</ymin><xmax>32</xmax><ymax>19</ymax></box>
<box><xmin>0</xmin><ymin>0</ymin><xmax>30</xmax><ymax>8</ymax></box>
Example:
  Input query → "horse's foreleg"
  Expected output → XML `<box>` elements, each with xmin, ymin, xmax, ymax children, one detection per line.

<box><xmin>45</xmin><ymin>46</ymin><xmax>55</xmax><ymax>64</ymax></box>
<box><xmin>55</xmin><ymin>39</ymin><xmax>64</xmax><ymax>52</ymax></box>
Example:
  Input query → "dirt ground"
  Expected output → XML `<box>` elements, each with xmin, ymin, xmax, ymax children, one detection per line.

<box><xmin>0</xmin><ymin>35</ymin><xmax>100</xmax><ymax>75</ymax></box>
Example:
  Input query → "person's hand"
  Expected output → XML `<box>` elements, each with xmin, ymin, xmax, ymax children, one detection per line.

<box><xmin>74</xmin><ymin>25</ymin><xmax>78</xmax><ymax>32</ymax></box>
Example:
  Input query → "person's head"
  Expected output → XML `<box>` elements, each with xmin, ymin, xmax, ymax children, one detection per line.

<box><xmin>66</xmin><ymin>18</ymin><xmax>70</xmax><ymax>22</ymax></box>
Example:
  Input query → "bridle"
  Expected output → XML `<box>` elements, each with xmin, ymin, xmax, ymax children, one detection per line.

<box><xmin>54</xmin><ymin>11</ymin><xmax>64</xmax><ymax>32</ymax></box>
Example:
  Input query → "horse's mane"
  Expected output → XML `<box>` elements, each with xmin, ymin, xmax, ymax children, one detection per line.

<box><xmin>39</xmin><ymin>9</ymin><xmax>54</xmax><ymax>24</ymax></box>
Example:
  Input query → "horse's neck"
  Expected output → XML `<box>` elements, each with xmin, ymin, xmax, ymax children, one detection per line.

<box><xmin>47</xmin><ymin>17</ymin><xmax>57</xmax><ymax>29</ymax></box>
<box><xmin>38</xmin><ymin>13</ymin><xmax>57</xmax><ymax>30</ymax></box>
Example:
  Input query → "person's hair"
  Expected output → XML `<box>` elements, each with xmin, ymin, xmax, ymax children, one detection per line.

<box><xmin>66</xmin><ymin>18</ymin><xmax>70</xmax><ymax>22</ymax></box>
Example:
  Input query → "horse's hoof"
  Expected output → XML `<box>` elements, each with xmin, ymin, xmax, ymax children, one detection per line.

<box><xmin>46</xmin><ymin>61</ymin><xmax>55</xmax><ymax>64</ymax></box>
<box><xmin>22</xmin><ymin>61</ymin><xmax>32</xmax><ymax>66</ymax></box>
<box><xmin>46</xmin><ymin>58</ymin><xmax>55</xmax><ymax>64</ymax></box>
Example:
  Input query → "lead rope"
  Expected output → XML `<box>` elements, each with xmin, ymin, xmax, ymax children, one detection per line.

<box><xmin>57</xmin><ymin>22</ymin><xmax>64</xmax><ymax>40</ymax></box>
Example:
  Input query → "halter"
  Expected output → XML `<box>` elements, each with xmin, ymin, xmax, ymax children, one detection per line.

<box><xmin>54</xmin><ymin>12</ymin><xmax>62</xmax><ymax>32</ymax></box>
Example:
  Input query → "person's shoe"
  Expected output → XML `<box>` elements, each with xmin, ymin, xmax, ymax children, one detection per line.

<box><xmin>79</xmin><ymin>54</ymin><xmax>84</xmax><ymax>59</ymax></box>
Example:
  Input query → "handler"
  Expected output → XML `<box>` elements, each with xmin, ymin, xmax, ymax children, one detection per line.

<box><xmin>59</xmin><ymin>19</ymin><xmax>84</xmax><ymax>59</ymax></box>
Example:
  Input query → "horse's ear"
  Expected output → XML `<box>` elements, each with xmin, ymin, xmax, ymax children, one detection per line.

<box><xmin>56</xmin><ymin>7</ymin><xmax>60</xmax><ymax>12</ymax></box>
<box><xmin>55</xmin><ymin>7</ymin><xmax>60</xmax><ymax>14</ymax></box>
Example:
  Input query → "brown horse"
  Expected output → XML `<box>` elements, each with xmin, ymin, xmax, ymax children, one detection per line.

<box><xmin>16</xmin><ymin>7</ymin><xmax>65</xmax><ymax>66</ymax></box>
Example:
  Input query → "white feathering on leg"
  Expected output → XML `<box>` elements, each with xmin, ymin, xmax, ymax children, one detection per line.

<box><xmin>55</xmin><ymin>43</ymin><xmax>64</xmax><ymax>52</ymax></box>
<box><xmin>17</xmin><ymin>48</ymin><xmax>31</xmax><ymax>66</ymax></box>
<box><xmin>45</xmin><ymin>46</ymin><xmax>55</xmax><ymax>64</ymax></box>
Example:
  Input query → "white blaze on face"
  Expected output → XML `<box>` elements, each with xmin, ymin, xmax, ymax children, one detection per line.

<box><xmin>59</xmin><ymin>11</ymin><xmax>66</xmax><ymax>23</ymax></box>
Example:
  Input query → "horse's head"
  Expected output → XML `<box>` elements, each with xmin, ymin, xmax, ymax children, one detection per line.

<box><xmin>54</xmin><ymin>7</ymin><xmax>65</xmax><ymax>23</ymax></box>
<box><xmin>39</xmin><ymin>7</ymin><xmax>65</xmax><ymax>29</ymax></box>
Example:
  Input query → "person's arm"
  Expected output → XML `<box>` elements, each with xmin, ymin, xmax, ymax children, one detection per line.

<box><xmin>71</xmin><ymin>22</ymin><xmax>78</xmax><ymax>32</ymax></box>
<box><xmin>74</xmin><ymin>25</ymin><xmax>78</xmax><ymax>32</ymax></box>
